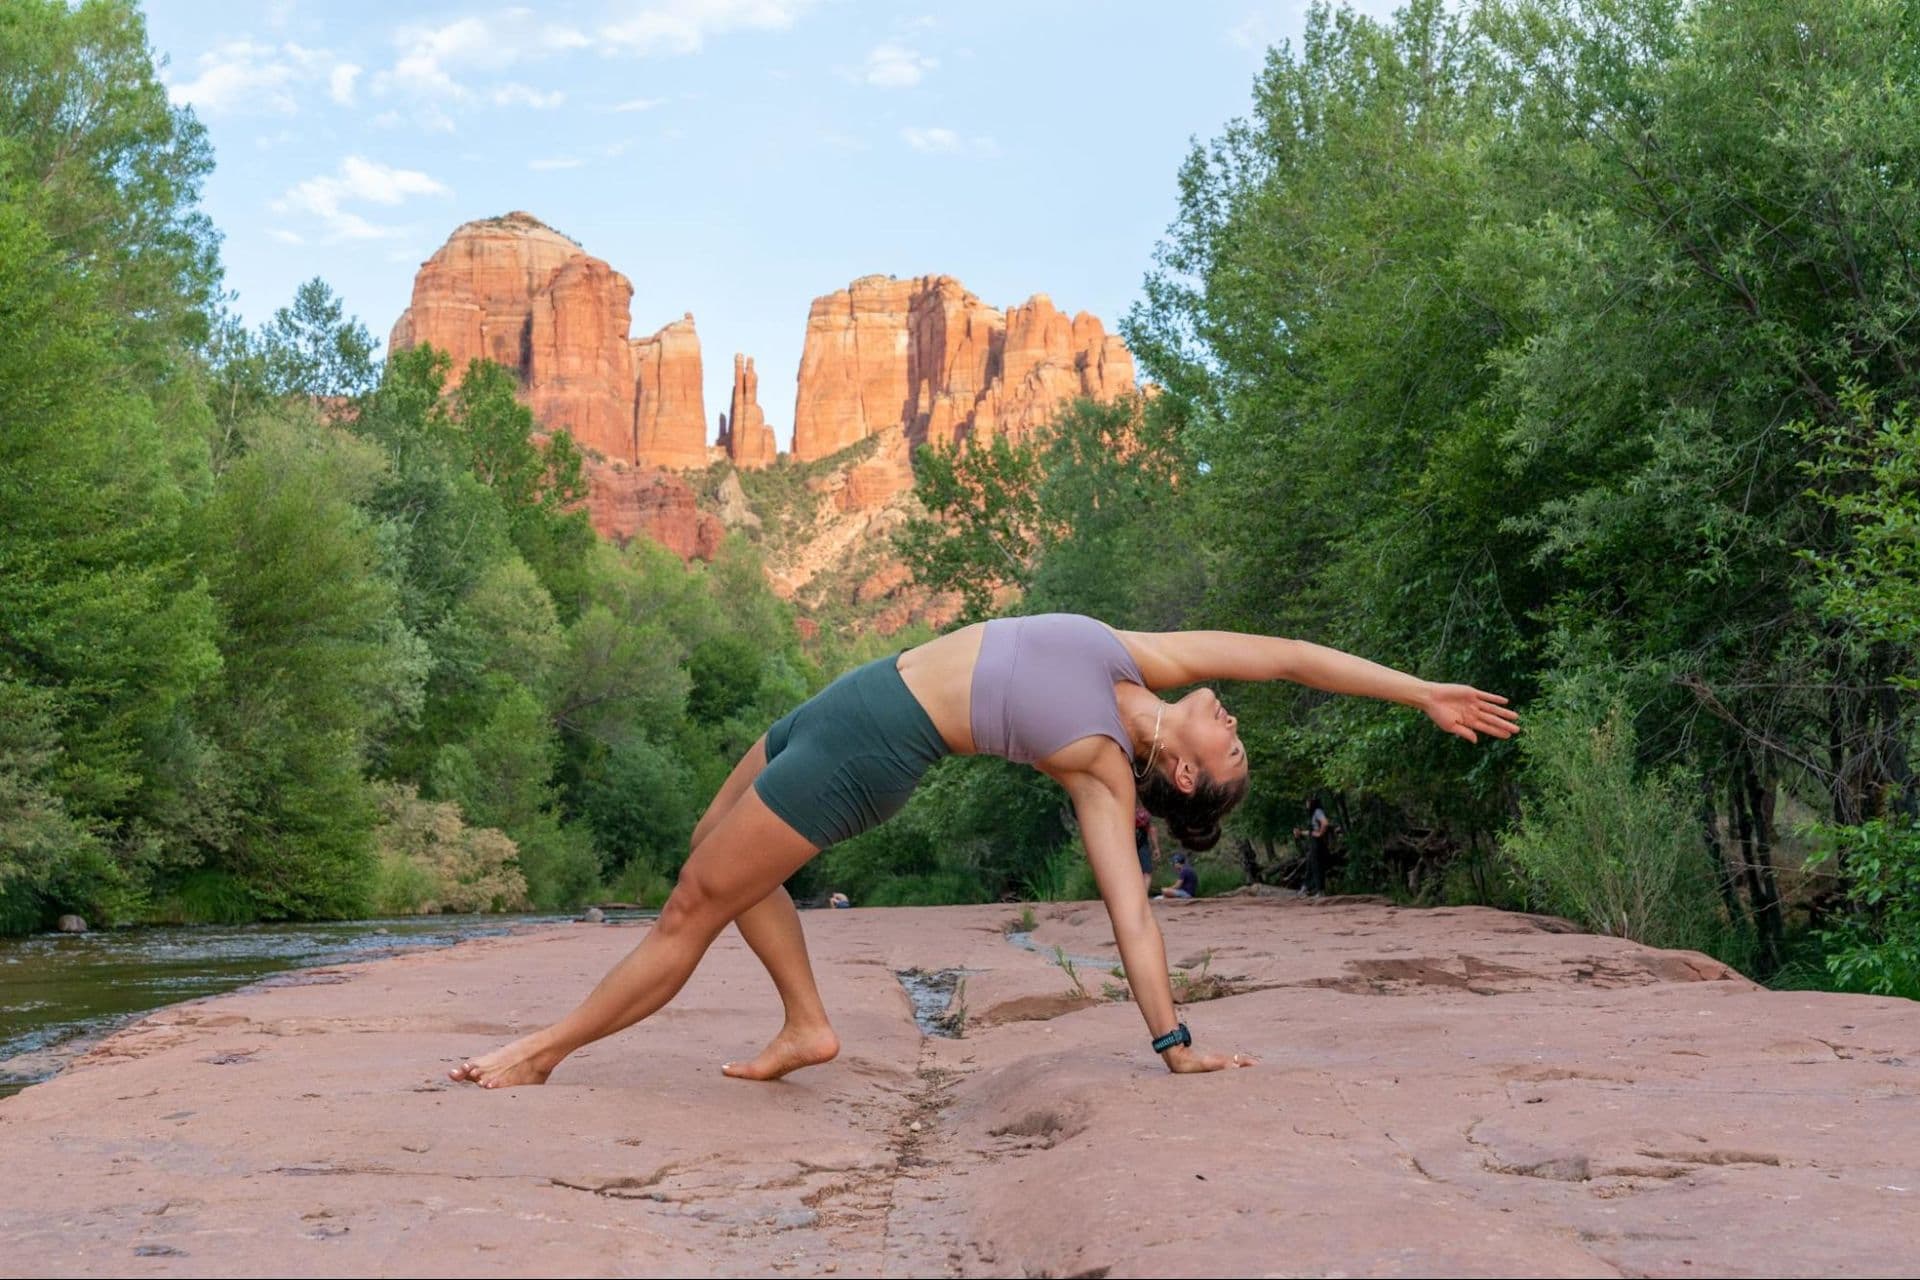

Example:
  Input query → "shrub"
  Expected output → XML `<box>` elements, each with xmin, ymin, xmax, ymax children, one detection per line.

<box><xmin>604</xmin><ymin>859</ymin><xmax>673</xmax><ymax>909</ymax></box>
<box><xmin>370</xmin><ymin>783</ymin><xmax>529</xmax><ymax>913</ymax></box>
<box><xmin>1502</xmin><ymin>691</ymin><xmax>1727</xmax><ymax>954</ymax></box>
<box><xmin>1809</xmin><ymin>817</ymin><xmax>1920</xmax><ymax>999</ymax></box>
<box><xmin>1020</xmin><ymin>841</ymin><xmax>1100</xmax><ymax>903</ymax></box>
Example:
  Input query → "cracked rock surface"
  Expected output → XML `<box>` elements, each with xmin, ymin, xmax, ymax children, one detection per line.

<box><xmin>2</xmin><ymin>897</ymin><xmax>1916</xmax><ymax>1277</ymax></box>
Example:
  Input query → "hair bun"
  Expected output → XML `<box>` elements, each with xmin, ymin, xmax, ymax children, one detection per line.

<box><xmin>1136</xmin><ymin>763</ymin><xmax>1245</xmax><ymax>855</ymax></box>
<box><xmin>1171</xmin><ymin>818</ymin><xmax>1222</xmax><ymax>852</ymax></box>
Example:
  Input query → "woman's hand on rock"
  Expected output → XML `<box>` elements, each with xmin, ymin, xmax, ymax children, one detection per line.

<box><xmin>1163</xmin><ymin>1044</ymin><xmax>1257</xmax><ymax>1073</ymax></box>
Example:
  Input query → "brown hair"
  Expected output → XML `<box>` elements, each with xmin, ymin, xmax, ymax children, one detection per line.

<box><xmin>1138</xmin><ymin>765</ymin><xmax>1248</xmax><ymax>852</ymax></box>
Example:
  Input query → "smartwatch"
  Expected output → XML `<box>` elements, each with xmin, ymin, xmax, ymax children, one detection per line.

<box><xmin>1151</xmin><ymin>1022</ymin><xmax>1192</xmax><ymax>1053</ymax></box>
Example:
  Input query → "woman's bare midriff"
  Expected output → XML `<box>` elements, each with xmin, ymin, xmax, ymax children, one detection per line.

<box><xmin>895</xmin><ymin>623</ymin><xmax>986</xmax><ymax>755</ymax></box>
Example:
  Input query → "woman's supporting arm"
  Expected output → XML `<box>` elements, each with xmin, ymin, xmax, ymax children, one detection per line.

<box><xmin>1063</xmin><ymin>769</ymin><xmax>1254</xmax><ymax>1074</ymax></box>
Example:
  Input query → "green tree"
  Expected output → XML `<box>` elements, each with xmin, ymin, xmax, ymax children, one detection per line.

<box><xmin>260</xmin><ymin>278</ymin><xmax>379</xmax><ymax>400</ymax></box>
<box><xmin>898</xmin><ymin>433</ymin><xmax>1045</xmax><ymax>621</ymax></box>
<box><xmin>432</xmin><ymin>686</ymin><xmax>598</xmax><ymax>909</ymax></box>
<box><xmin>449</xmin><ymin>359</ymin><xmax>594</xmax><ymax>614</ymax></box>
<box><xmin>0</xmin><ymin>206</ymin><xmax>220</xmax><ymax>928</ymax></box>
<box><xmin>0</xmin><ymin>0</ymin><xmax>221</xmax><ymax>362</ymax></box>
<box><xmin>189</xmin><ymin>415</ymin><xmax>418</xmax><ymax>918</ymax></box>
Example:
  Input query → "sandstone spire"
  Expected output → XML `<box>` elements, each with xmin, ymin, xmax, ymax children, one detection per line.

<box><xmin>631</xmin><ymin>313</ymin><xmax>708</xmax><ymax>469</ymax></box>
<box><xmin>720</xmin><ymin>353</ymin><xmax>777</xmax><ymax>469</ymax></box>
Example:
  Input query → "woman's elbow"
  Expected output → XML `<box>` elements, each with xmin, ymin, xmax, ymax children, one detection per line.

<box><xmin>1109</xmin><ymin>894</ymin><xmax>1155</xmax><ymax>941</ymax></box>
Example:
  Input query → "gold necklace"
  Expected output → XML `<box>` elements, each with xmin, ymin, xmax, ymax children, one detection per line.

<box><xmin>1133</xmin><ymin>703</ymin><xmax>1165</xmax><ymax>781</ymax></box>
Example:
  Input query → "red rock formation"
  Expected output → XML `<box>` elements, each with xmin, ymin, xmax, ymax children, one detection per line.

<box><xmin>972</xmin><ymin>297</ymin><xmax>1137</xmax><ymax>442</ymax></box>
<box><xmin>392</xmin><ymin>212</ymin><xmax>707</xmax><ymax>471</ymax></box>
<box><xmin>631</xmin><ymin>314</ymin><xmax>708</xmax><ymax>470</ymax></box>
<box><xmin>835</xmin><ymin>425</ymin><xmax>915</xmax><ymax>514</ymax></box>
<box><xmin>790</xmin><ymin>275</ymin><xmax>1138</xmax><ymax>482</ymax></box>
<box><xmin>792</xmin><ymin>275</ymin><xmax>920</xmax><ymax>460</ymax></box>
<box><xmin>526</xmin><ymin>255</ymin><xmax>636</xmax><ymax>460</ymax></box>
<box><xmin>719</xmin><ymin>353</ymin><xmax>777</xmax><ymax>469</ymax></box>
<box><xmin>388</xmin><ymin>212</ymin><xmax>580</xmax><ymax>377</ymax></box>
<box><xmin>580</xmin><ymin>460</ymin><xmax>723</xmax><ymax>560</ymax></box>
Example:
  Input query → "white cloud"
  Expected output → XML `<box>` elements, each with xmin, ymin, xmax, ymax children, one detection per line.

<box><xmin>329</xmin><ymin>63</ymin><xmax>361</xmax><ymax>106</ymax></box>
<box><xmin>901</xmin><ymin>126</ymin><xmax>959</xmax><ymax>153</ymax></box>
<box><xmin>612</xmin><ymin>96</ymin><xmax>665</xmax><ymax>112</ymax></box>
<box><xmin>383</xmin><ymin>17</ymin><xmax>492</xmax><ymax>99</ymax></box>
<box><xmin>864</xmin><ymin>42</ymin><xmax>934</xmax><ymax>88</ymax></box>
<box><xmin>273</xmin><ymin>155</ymin><xmax>450</xmax><ymax>241</ymax></box>
<box><xmin>900</xmin><ymin>126</ymin><xmax>998</xmax><ymax>157</ymax></box>
<box><xmin>492</xmin><ymin>82</ymin><xmax>565</xmax><ymax>108</ymax></box>
<box><xmin>169</xmin><ymin>40</ymin><xmax>364</xmax><ymax>117</ymax></box>
<box><xmin>379</xmin><ymin>12</ymin><xmax>586</xmax><ymax>101</ymax></box>
<box><xmin>169</xmin><ymin>40</ymin><xmax>302</xmax><ymax>115</ymax></box>
<box><xmin>529</xmin><ymin>156</ymin><xmax>583</xmax><ymax>170</ymax></box>
<box><xmin>371</xmin><ymin>103</ymin><xmax>455</xmax><ymax>133</ymax></box>
<box><xmin>269</xmin><ymin>228</ymin><xmax>305</xmax><ymax>245</ymax></box>
<box><xmin>600</xmin><ymin>0</ymin><xmax>817</xmax><ymax>57</ymax></box>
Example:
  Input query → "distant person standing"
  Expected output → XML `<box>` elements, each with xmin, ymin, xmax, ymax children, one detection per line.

<box><xmin>1134</xmin><ymin>804</ymin><xmax>1162</xmax><ymax>894</ymax></box>
<box><xmin>1293</xmin><ymin>796</ymin><xmax>1331</xmax><ymax>896</ymax></box>
<box><xmin>1160</xmin><ymin>853</ymin><xmax>1199</xmax><ymax>900</ymax></box>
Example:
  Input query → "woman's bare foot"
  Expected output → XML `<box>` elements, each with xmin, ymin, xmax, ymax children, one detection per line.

<box><xmin>449</xmin><ymin>1034</ymin><xmax>563</xmax><ymax>1088</ymax></box>
<box><xmin>721</xmin><ymin>1023</ymin><xmax>840</xmax><ymax>1081</ymax></box>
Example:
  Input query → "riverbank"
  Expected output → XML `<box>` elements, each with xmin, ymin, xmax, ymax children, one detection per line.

<box><xmin>2</xmin><ymin>895</ymin><xmax>1916</xmax><ymax>1276</ymax></box>
<box><xmin>0</xmin><ymin>913</ymin><xmax>651</xmax><ymax>1098</ymax></box>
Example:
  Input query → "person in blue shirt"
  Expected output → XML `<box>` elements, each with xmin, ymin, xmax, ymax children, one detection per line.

<box><xmin>1159</xmin><ymin>853</ymin><xmax>1200</xmax><ymax>900</ymax></box>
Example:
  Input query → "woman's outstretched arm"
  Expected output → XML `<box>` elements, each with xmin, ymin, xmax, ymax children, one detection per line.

<box><xmin>1115</xmin><ymin>628</ymin><xmax>1518</xmax><ymax>743</ymax></box>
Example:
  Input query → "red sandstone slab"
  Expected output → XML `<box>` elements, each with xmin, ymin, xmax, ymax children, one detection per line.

<box><xmin>2</xmin><ymin>899</ymin><xmax>1915</xmax><ymax>1277</ymax></box>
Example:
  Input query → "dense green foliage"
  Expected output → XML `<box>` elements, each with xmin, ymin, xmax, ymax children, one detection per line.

<box><xmin>4</xmin><ymin>0</ymin><xmax>1916</xmax><ymax>993</ymax></box>
<box><xmin>897</xmin><ymin>0</ymin><xmax>1919</xmax><ymax>979</ymax></box>
<box><xmin>0</xmin><ymin>0</ymin><xmax>817</xmax><ymax>930</ymax></box>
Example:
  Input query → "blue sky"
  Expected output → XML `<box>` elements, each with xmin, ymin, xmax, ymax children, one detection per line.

<box><xmin>147</xmin><ymin>0</ymin><xmax>1398</xmax><ymax>447</ymax></box>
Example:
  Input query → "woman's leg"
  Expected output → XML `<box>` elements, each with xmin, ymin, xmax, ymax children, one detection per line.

<box><xmin>450</xmin><ymin>786</ymin><xmax>820</xmax><ymax>1088</ymax></box>
<box><xmin>721</xmin><ymin>886</ymin><xmax>840</xmax><ymax>1080</ymax></box>
<box><xmin>691</xmin><ymin>735</ymin><xmax>767</xmax><ymax>849</ymax></box>
<box><xmin>690</xmin><ymin>737</ymin><xmax>840</xmax><ymax>1078</ymax></box>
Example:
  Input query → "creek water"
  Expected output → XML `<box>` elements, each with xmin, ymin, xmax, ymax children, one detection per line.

<box><xmin>0</xmin><ymin>911</ymin><xmax>654</xmax><ymax>1097</ymax></box>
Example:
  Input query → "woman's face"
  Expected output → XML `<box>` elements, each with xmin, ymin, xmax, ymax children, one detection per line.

<box><xmin>1168</xmin><ymin>686</ymin><xmax>1248</xmax><ymax>790</ymax></box>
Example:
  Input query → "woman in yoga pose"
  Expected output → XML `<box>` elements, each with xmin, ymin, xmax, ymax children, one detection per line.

<box><xmin>450</xmin><ymin>614</ymin><xmax>1517</xmax><ymax>1086</ymax></box>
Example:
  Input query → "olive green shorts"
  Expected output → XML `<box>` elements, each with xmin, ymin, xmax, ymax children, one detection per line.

<box><xmin>753</xmin><ymin>655</ymin><xmax>950</xmax><ymax>848</ymax></box>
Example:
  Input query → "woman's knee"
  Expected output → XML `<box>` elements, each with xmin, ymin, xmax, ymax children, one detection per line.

<box><xmin>659</xmin><ymin>862</ymin><xmax>729</xmax><ymax>936</ymax></box>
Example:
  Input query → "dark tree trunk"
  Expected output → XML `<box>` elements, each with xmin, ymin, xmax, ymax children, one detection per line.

<box><xmin>1235</xmin><ymin>836</ymin><xmax>1262</xmax><ymax>887</ymax></box>
<box><xmin>1700</xmin><ymin>772</ymin><xmax>1743</xmax><ymax>926</ymax></box>
<box><xmin>1733</xmin><ymin>757</ymin><xmax>1783</xmax><ymax>974</ymax></box>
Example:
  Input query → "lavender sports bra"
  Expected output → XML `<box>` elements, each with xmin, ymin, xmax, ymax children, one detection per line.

<box><xmin>968</xmin><ymin>614</ymin><xmax>1146</xmax><ymax>764</ymax></box>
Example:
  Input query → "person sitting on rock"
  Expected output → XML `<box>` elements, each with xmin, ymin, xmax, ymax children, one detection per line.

<box><xmin>1160</xmin><ymin>853</ymin><xmax>1200</xmax><ymax>900</ymax></box>
<box><xmin>450</xmin><ymin>613</ymin><xmax>1515</xmax><ymax>1088</ymax></box>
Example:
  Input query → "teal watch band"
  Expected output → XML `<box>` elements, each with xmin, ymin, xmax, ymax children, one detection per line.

<box><xmin>1151</xmin><ymin>1023</ymin><xmax>1191</xmax><ymax>1053</ymax></box>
